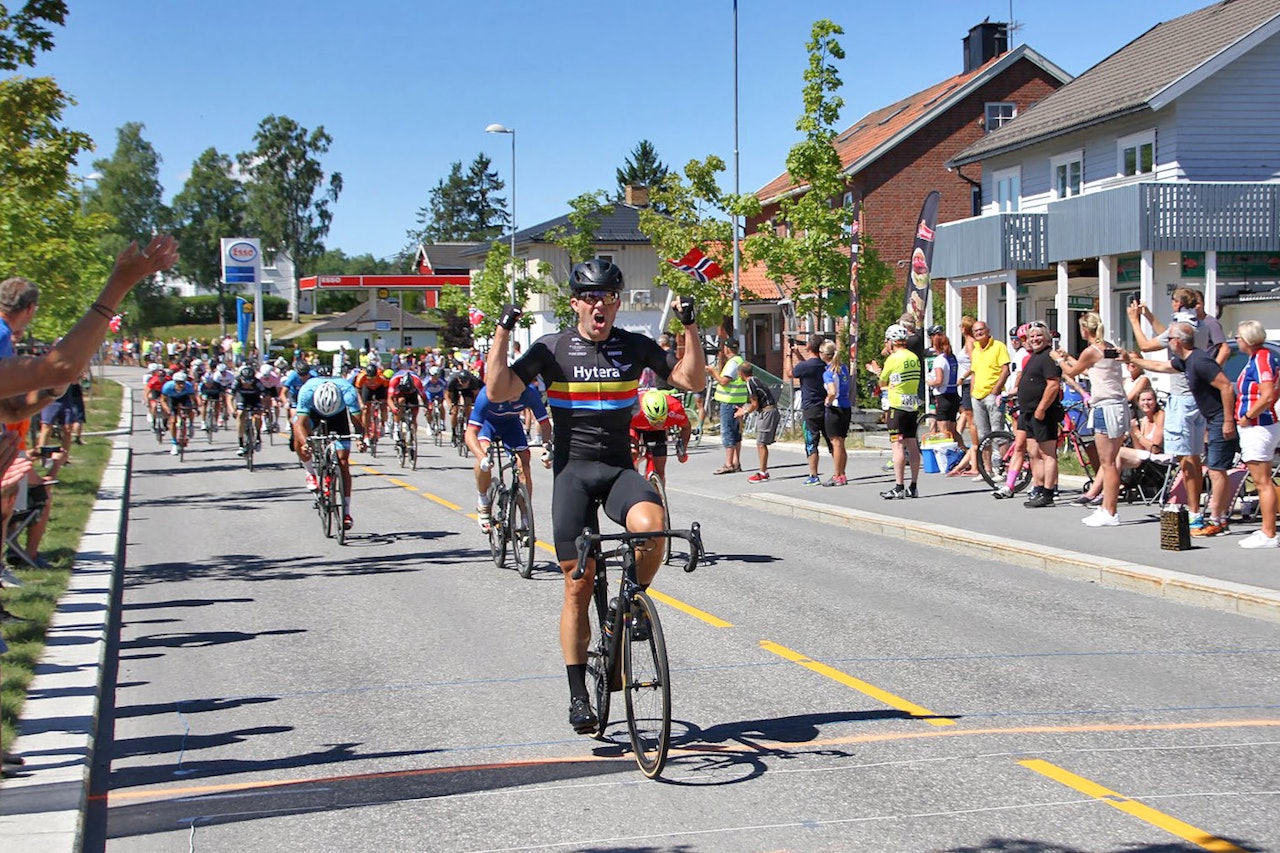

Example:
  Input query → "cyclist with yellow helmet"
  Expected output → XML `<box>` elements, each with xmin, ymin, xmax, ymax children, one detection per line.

<box><xmin>629</xmin><ymin>389</ymin><xmax>691</xmax><ymax>484</ymax></box>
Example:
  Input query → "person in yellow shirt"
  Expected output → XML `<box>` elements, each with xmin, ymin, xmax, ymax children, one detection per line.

<box><xmin>968</xmin><ymin>321</ymin><xmax>1011</xmax><ymax>473</ymax></box>
<box><xmin>875</xmin><ymin>325</ymin><xmax>923</xmax><ymax>498</ymax></box>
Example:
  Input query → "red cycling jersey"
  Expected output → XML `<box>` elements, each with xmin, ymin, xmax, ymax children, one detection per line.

<box><xmin>628</xmin><ymin>395</ymin><xmax>690</xmax><ymax>433</ymax></box>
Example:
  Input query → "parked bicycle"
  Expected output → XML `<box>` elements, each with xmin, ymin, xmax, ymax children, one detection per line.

<box><xmin>574</xmin><ymin>523</ymin><xmax>703</xmax><ymax>778</ymax></box>
<box><xmin>484</xmin><ymin>436</ymin><xmax>535</xmax><ymax>579</ymax></box>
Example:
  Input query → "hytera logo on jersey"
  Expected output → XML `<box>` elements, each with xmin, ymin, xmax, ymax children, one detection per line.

<box><xmin>572</xmin><ymin>364</ymin><xmax>621</xmax><ymax>381</ymax></box>
<box><xmin>227</xmin><ymin>242</ymin><xmax>258</xmax><ymax>263</ymax></box>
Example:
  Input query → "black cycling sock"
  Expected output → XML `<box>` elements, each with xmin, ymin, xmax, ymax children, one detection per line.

<box><xmin>567</xmin><ymin>664</ymin><xmax>588</xmax><ymax>700</ymax></box>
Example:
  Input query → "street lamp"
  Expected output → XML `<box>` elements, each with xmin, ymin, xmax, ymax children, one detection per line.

<box><xmin>75</xmin><ymin>171</ymin><xmax>102</xmax><ymax>214</ymax></box>
<box><xmin>485</xmin><ymin>123</ymin><xmax>517</xmax><ymax>305</ymax></box>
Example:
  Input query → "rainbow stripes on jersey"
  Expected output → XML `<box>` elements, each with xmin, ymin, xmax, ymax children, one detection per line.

<box><xmin>547</xmin><ymin>379</ymin><xmax>638</xmax><ymax>412</ymax></box>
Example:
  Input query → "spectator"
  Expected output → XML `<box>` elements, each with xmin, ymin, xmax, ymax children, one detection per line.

<box><xmin>1129</xmin><ymin>321</ymin><xmax>1237</xmax><ymax>535</ymax></box>
<box><xmin>874</xmin><ymin>324</ymin><xmax>923</xmax><ymax>499</ymax></box>
<box><xmin>1116</xmin><ymin>388</ymin><xmax>1166</xmax><ymax>474</ymax></box>
<box><xmin>1056</xmin><ymin>313</ymin><xmax>1129</xmax><ymax>527</ymax></box>
<box><xmin>969</xmin><ymin>321</ymin><xmax>1011</xmax><ymax>479</ymax></box>
<box><xmin>1013</xmin><ymin>322</ymin><xmax>1062</xmax><ymax>507</ymax></box>
<box><xmin>790</xmin><ymin>336</ymin><xmax>828</xmax><ymax>486</ymax></box>
<box><xmin>710</xmin><ymin>339</ymin><xmax>747</xmax><ymax>475</ymax></box>
<box><xmin>1128</xmin><ymin>297</ymin><xmax>1210</xmax><ymax>528</ymax></box>
<box><xmin>737</xmin><ymin>361</ymin><xmax>778</xmax><ymax>483</ymax></box>
<box><xmin>1230</xmin><ymin>320</ymin><xmax>1279</xmax><ymax>548</ymax></box>
<box><xmin>820</xmin><ymin>340</ymin><xmax>851</xmax><ymax>486</ymax></box>
<box><xmin>1192</xmin><ymin>290</ymin><xmax>1230</xmax><ymax>365</ymax></box>
<box><xmin>926</xmin><ymin>327</ymin><xmax>964</xmax><ymax>450</ymax></box>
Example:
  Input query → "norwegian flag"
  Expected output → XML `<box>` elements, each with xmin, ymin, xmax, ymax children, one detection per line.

<box><xmin>108</xmin><ymin>314</ymin><xmax>123</xmax><ymax>332</ymax></box>
<box><xmin>667</xmin><ymin>247</ymin><xmax>724</xmax><ymax>284</ymax></box>
<box><xmin>467</xmin><ymin>306</ymin><xmax>485</xmax><ymax>327</ymax></box>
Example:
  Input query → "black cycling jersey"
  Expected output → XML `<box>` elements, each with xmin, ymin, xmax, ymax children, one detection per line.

<box><xmin>233</xmin><ymin>379</ymin><xmax>265</xmax><ymax>401</ymax></box>
<box><xmin>511</xmin><ymin>326</ymin><xmax>675</xmax><ymax>466</ymax></box>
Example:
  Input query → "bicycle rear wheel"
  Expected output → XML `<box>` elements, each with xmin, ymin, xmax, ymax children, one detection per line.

<box><xmin>623</xmin><ymin>591</ymin><xmax>671</xmax><ymax>778</ymax></box>
<box><xmin>410</xmin><ymin>429</ymin><xmax>419</xmax><ymax>470</ymax></box>
<box><xmin>647</xmin><ymin>472</ymin><xmax>672</xmax><ymax>564</ymax></box>
<box><xmin>976</xmin><ymin>430</ymin><xmax>1030</xmax><ymax>492</ymax></box>
<box><xmin>510</xmin><ymin>481</ymin><xmax>534</xmax><ymax>579</ymax></box>
<box><xmin>585</xmin><ymin>566</ymin><xmax>614</xmax><ymax>740</ymax></box>
<box><xmin>487</xmin><ymin>484</ymin><xmax>508</xmax><ymax>568</ymax></box>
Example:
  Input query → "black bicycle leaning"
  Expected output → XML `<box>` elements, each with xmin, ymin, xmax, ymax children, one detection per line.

<box><xmin>573</xmin><ymin>522</ymin><xmax>703</xmax><ymax>778</ymax></box>
<box><xmin>484</xmin><ymin>436</ymin><xmax>535</xmax><ymax>579</ymax></box>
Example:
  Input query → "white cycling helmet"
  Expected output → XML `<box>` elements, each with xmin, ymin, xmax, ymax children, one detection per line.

<box><xmin>885</xmin><ymin>324</ymin><xmax>909</xmax><ymax>343</ymax></box>
<box><xmin>147</xmin><ymin>362</ymin><xmax>160</xmax><ymax>372</ymax></box>
<box><xmin>311</xmin><ymin>381</ymin><xmax>343</xmax><ymax>417</ymax></box>
<box><xmin>172</xmin><ymin>371</ymin><xmax>188</xmax><ymax>382</ymax></box>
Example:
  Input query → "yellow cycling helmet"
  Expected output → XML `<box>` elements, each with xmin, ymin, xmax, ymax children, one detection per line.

<box><xmin>383</xmin><ymin>368</ymin><xmax>393</xmax><ymax>379</ymax></box>
<box><xmin>640</xmin><ymin>390</ymin><xmax>669</xmax><ymax>428</ymax></box>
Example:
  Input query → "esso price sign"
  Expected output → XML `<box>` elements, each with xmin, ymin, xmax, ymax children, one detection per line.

<box><xmin>228</xmin><ymin>242</ymin><xmax>259</xmax><ymax>263</ymax></box>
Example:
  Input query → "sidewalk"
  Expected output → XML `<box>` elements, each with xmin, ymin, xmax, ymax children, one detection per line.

<box><xmin>726</xmin><ymin>432</ymin><xmax>1280</xmax><ymax>623</ymax></box>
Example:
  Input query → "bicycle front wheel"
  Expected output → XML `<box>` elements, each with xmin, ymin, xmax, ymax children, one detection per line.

<box><xmin>623</xmin><ymin>591</ymin><xmax>671</xmax><ymax>778</ymax></box>
<box><xmin>333</xmin><ymin>485</ymin><xmax>347</xmax><ymax>546</ymax></box>
<box><xmin>510</xmin><ymin>481</ymin><xmax>535</xmax><ymax>579</ymax></box>
<box><xmin>647</xmin><ymin>472</ymin><xmax>672</xmax><ymax>564</ymax></box>
<box><xmin>487</xmin><ymin>484</ymin><xmax>508</xmax><ymax>569</ymax></box>
<box><xmin>585</xmin><ymin>567</ymin><xmax>614</xmax><ymax>740</ymax></box>
<box><xmin>409</xmin><ymin>429</ymin><xmax>419</xmax><ymax>470</ymax></box>
<box><xmin>976</xmin><ymin>430</ymin><xmax>1030</xmax><ymax>492</ymax></box>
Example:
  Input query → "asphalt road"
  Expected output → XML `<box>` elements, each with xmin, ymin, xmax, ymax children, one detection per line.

<box><xmin>95</xmin><ymin>379</ymin><xmax>1280</xmax><ymax>852</ymax></box>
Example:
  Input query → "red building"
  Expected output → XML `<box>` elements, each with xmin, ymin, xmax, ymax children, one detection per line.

<box><xmin>744</xmin><ymin>22</ymin><xmax>1070</xmax><ymax>378</ymax></box>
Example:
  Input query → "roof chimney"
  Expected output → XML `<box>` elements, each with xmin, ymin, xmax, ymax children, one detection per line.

<box><xmin>963</xmin><ymin>20</ymin><xmax>1008</xmax><ymax>73</ymax></box>
<box><xmin>624</xmin><ymin>184</ymin><xmax>650</xmax><ymax>208</ymax></box>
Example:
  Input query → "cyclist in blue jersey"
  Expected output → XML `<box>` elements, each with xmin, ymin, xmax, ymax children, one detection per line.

<box><xmin>160</xmin><ymin>370</ymin><xmax>198</xmax><ymax>455</ymax></box>
<box><xmin>423</xmin><ymin>367</ymin><xmax>447</xmax><ymax>434</ymax></box>
<box><xmin>292</xmin><ymin>376</ymin><xmax>365</xmax><ymax>530</ymax></box>
<box><xmin>466</xmin><ymin>384</ymin><xmax>552</xmax><ymax>531</ymax></box>
<box><xmin>484</xmin><ymin>258</ymin><xmax>706</xmax><ymax>734</ymax></box>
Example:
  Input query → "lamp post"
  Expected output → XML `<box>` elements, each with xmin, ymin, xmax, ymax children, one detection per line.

<box><xmin>75</xmin><ymin>171</ymin><xmax>102</xmax><ymax>214</ymax></box>
<box><xmin>485</xmin><ymin>124</ymin><xmax>517</xmax><ymax>305</ymax></box>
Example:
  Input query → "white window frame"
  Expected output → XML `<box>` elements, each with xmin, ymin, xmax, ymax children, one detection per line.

<box><xmin>984</xmin><ymin>101</ymin><xmax>1017</xmax><ymax>133</ymax></box>
<box><xmin>1117</xmin><ymin>130</ymin><xmax>1155</xmax><ymax>177</ymax></box>
<box><xmin>992</xmin><ymin>166</ymin><xmax>1021</xmax><ymax>212</ymax></box>
<box><xmin>1050</xmin><ymin>149</ymin><xmax>1083</xmax><ymax>199</ymax></box>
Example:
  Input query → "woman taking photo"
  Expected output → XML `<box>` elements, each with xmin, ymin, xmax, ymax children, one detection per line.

<box><xmin>1054</xmin><ymin>313</ymin><xmax>1130</xmax><ymax>527</ymax></box>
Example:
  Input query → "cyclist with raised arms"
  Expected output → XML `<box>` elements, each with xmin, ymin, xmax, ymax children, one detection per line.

<box><xmin>629</xmin><ymin>389</ymin><xmax>691</xmax><ymax>485</ymax></box>
<box><xmin>292</xmin><ymin>375</ymin><xmax>365</xmax><ymax>530</ymax></box>
<box><xmin>484</xmin><ymin>258</ymin><xmax>706</xmax><ymax>734</ymax></box>
<box><xmin>466</xmin><ymin>383</ymin><xmax>552</xmax><ymax>531</ymax></box>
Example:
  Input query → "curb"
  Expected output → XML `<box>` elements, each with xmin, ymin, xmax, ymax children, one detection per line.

<box><xmin>738</xmin><ymin>492</ymin><xmax>1280</xmax><ymax>624</ymax></box>
<box><xmin>0</xmin><ymin>385</ymin><xmax>132</xmax><ymax>852</ymax></box>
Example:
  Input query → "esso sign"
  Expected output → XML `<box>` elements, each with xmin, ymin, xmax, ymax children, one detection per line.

<box><xmin>228</xmin><ymin>242</ymin><xmax>258</xmax><ymax>263</ymax></box>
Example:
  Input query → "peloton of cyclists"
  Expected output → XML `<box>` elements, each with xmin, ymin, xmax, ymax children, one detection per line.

<box><xmin>465</xmin><ymin>382</ymin><xmax>552</xmax><ymax>532</ymax></box>
<box><xmin>292</xmin><ymin>374</ymin><xmax>365</xmax><ymax>531</ymax></box>
<box><xmin>484</xmin><ymin>258</ymin><xmax>706</xmax><ymax>734</ymax></box>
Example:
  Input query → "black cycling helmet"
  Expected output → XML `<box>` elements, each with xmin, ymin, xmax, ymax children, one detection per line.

<box><xmin>364</xmin><ymin>363</ymin><xmax>377</xmax><ymax>375</ymax></box>
<box><xmin>295</xmin><ymin>359</ymin><xmax>311</xmax><ymax>374</ymax></box>
<box><xmin>569</xmin><ymin>258</ymin><xmax>623</xmax><ymax>293</ymax></box>
<box><xmin>239</xmin><ymin>365</ymin><xmax>256</xmax><ymax>381</ymax></box>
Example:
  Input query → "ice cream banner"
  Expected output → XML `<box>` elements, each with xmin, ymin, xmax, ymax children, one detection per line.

<box><xmin>903</xmin><ymin>191</ymin><xmax>940</xmax><ymax>329</ymax></box>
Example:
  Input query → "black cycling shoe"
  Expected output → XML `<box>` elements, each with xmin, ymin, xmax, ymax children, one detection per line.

<box><xmin>569</xmin><ymin>697</ymin><xmax>597</xmax><ymax>734</ymax></box>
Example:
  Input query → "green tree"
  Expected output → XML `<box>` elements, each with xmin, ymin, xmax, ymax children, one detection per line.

<box><xmin>0</xmin><ymin>76</ymin><xmax>112</xmax><ymax>338</ymax></box>
<box><xmin>616</xmin><ymin>139</ymin><xmax>669</xmax><ymax>206</ymax></box>
<box><xmin>238</xmin><ymin>114</ymin><xmax>343</xmax><ymax>322</ymax></box>
<box><xmin>638</xmin><ymin>156</ymin><xmax>737</xmax><ymax>333</ymax></box>
<box><xmin>438</xmin><ymin>241</ymin><xmax>547</xmax><ymax>340</ymax></box>
<box><xmin>171</xmin><ymin>147</ymin><xmax>247</xmax><ymax>334</ymax></box>
<box><xmin>0</xmin><ymin>0</ymin><xmax>66</xmax><ymax>70</ymax></box>
<box><xmin>540</xmin><ymin>191</ymin><xmax>614</xmax><ymax>328</ymax></box>
<box><xmin>409</xmin><ymin>153</ymin><xmax>508</xmax><ymax>245</ymax></box>
<box><xmin>742</xmin><ymin>20</ymin><xmax>856</xmax><ymax>327</ymax></box>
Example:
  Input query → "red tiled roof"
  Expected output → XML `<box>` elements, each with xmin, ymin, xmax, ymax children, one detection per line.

<box><xmin>755</xmin><ymin>55</ymin><xmax>1004</xmax><ymax>202</ymax></box>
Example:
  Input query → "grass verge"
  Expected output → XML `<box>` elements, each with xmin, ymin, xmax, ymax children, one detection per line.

<box><xmin>1</xmin><ymin>379</ymin><xmax>122</xmax><ymax>756</ymax></box>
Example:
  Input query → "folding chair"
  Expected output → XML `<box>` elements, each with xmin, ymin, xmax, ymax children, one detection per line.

<box><xmin>4</xmin><ymin>482</ymin><xmax>49</xmax><ymax>569</ymax></box>
<box><xmin>1122</xmin><ymin>455</ymin><xmax>1177</xmax><ymax>506</ymax></box>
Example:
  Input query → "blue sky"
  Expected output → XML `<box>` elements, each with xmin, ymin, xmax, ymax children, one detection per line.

<box><xmin>31</xmin><ymin>0</ymin><xmax>1210</xmax><ymax>262</ymax></box>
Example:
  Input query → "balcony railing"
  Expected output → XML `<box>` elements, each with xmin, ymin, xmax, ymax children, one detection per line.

<box><xmin>933</xmin><ymin>212</ymin><xmax>1047</xmax><ymax>279</ymax></box>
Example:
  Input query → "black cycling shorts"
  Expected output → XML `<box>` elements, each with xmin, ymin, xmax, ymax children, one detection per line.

<box><xmin>361</xmin><ymin>386</ymin><xmax>388</xmax><ymax>403</ymax></box>
<box><xmin>551</xmin><ymin>460</ymin><xmax>661</xmax><ymax>561</ymax></box>
<box><xmin>634</xmin><ymin>428</ymin><xmax>669</xmax><ymax>458</ymax></box>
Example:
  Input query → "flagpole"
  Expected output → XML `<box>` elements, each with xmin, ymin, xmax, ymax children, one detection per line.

<box><xmin>732</xmin><ymin>0</ymin><xmax>743</xmax><ymax>353</ymax></box>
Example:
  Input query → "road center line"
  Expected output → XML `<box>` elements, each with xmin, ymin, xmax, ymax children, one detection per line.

<box><xmin>648</xmin><ymin>589</ymin><xmax>733</xmax><ymax>628</ymax></box>
<box><xmin>421</xmin><ymin>492</ymin><xmax>461</xmax><ymax>511</ymax></box>
<box><xmin>1019</xmin><ymin>758</ymin><xmax>1246</xmax><ymax>852</ymax></box>
<box><xmin>760</xmin><ymin>640</ymin><xmax>955</xmax><ymax>727</ymax></box>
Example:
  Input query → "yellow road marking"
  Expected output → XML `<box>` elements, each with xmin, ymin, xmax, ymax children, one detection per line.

<box><xmin>760</xmin><ymin>640</ymin><xmax>954</xmax><ymax>727</ymax></box>
<box><xmin>422</xmin><ymin>492</ymin><xmax>461</xmax><ymax>511</ymax></box>
<box><xmin>387</xmin><ymin>478</ymin><xmax>415</xmax><ymax>490</ymax></box>
<box><xmin>648</xmin><ymin>589</ymin><xmax>733</xmax><ymax>628</ymax></box>
<box><xmin>1019</xmin><ymin>758</ymin><xmax>1246</xmax><ymax>852</ymax></box>
<box><xmin>360</xmin><ymin>466</ymin><xmax>380</xmax><ymax>475</ymax></box>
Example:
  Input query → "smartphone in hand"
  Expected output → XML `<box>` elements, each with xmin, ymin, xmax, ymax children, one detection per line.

<box><xmin>1102</xmin><ymin>347</ymin><xmax>1120</xmax><ymax>359</ymax></box>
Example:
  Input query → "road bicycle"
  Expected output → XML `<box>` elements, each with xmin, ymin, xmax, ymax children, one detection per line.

<box><xmin>263</xmin><ymin>401</ymin><xmax>280</xmax><ymax>445</ymax></box>
<box><xmin>240</xmin><ymin>407</ymin><xmax>263</xmax><ymax>472</ymax></box>
<box><xmin>976</xmin><ymin>401</ymin><xmax>1094</xmax><ymax>494</ymax></box>
<box><xmin>574</xmin><ymin>522</ymin><xmax>703</xmax><ymax>778</ymax></box>
<box><xmin>202</xmin><ymin>399</ymin><xmax>220</xmax><ymax>443</ymax></box>
<box><xmin>428</xmin><ymin>402</ymin><xmax>445</xmax><ymax>447</ymax></box>
<box><xmin>364</xmin><ymin>410</ymin><xmax>382</xmax><ymax>457</ymax></box>
<box><xmin>451</xmin><ymin>416</ymin><xmax>468</xmax><ymax>458</ymax></box>
<box><xmin>394</xmin><ymin>408</ymin><xmax>419</xmax><ymax>470</ymax></box>
<box><xmin>170</xmin><ymin>406</ymin><xmax>194</xmax><ymax>462</ymax></box>
<box><xmin>484</xmin><ymin>436</ymin><xmax>535</xmax><ymax>579</ymax></box>
<box><xmin>630</xmin><ymin>430</ymin><xmax>686</xmax><ymax>564</ymax></box>
<box><xmin>308</xmin><ymin>432</ymin><xmax>361</xmax><ymax>546</ymax></box>
<box><xmin>151</xmin><ymin>407</ymin><xmax>167</xmax><ymax>444</ymax></box>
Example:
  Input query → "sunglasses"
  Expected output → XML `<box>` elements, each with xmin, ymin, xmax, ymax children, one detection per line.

<box><xmin>575</xmin><ymin>290</ymin><xmax>620</xmax><ymax>305</ymax></box>
<box><xmin>1027</xmin><ymin>321</ymin><xmax>1048</xmax><ymax>330</ymax></box>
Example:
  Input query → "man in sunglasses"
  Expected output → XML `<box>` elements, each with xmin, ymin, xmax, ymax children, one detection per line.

<box><xmin>484</xmin><ymin>258</ymin><xmax>706</xmax><ymax>735</ymax></box>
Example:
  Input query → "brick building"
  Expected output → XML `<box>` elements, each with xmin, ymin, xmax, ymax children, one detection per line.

<box><xmin>743</xmin><ymin>22</ymin><xmax>1070</xmax><ymax>379</ymax></box>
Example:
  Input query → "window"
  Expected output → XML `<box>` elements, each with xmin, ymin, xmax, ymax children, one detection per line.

<box><xmin>842</xmin><ymin>191</ymin><xmax>854</xmax><ymax>208</ymax></box>
<box><xmin>596</xmin><ymin>253</ymin><xmax>614</xmax><ymax>264</ymax></box>
<box><xmin>970</xmin><ymin>185</ymin><xmax>982</xmax><ymax>217</ymax></box>
<box><xmin>1118</xmin><ymin>130</ymin><xmax>1155</xmax><ymax>177</ymax></box>
<box><xmin>1051</xmin><ymin>150</ymin><xmax>1083</xmax><ymax>199</ymax></box>
<box><xmin>992</xmin><ymin>167</ymin><xmax>1021</xmax><ymax>212</ymax></box>
<box><xmin>985</xmin><ymin>102</ymin><xmax>1017</xmax><ymax>133</ymax></box>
